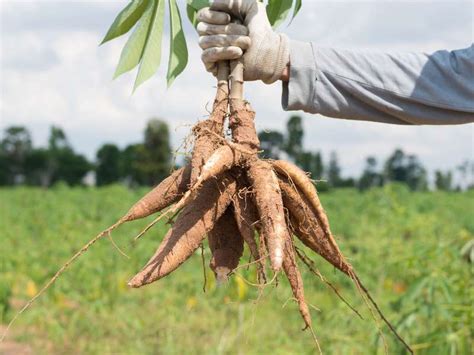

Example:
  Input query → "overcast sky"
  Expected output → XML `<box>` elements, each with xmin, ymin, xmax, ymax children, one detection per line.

<box><xmin>1</xmin><ymin>0</ymin><xmax>473</xmax><ymax>178</ymax></box>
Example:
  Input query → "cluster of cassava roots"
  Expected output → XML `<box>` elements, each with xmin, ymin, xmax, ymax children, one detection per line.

<box><xmin>3</xmin><ymin>60</ymin><xmax>412</xmax><ymax>353</ymax></box>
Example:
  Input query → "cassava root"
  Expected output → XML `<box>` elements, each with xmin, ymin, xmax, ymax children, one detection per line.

<box><xmin>3</xmin><ymin>59</ymin><xmax>413</xmax><ymax>355</ymax></box>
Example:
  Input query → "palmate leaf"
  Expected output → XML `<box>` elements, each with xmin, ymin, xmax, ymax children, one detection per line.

<box><xmin>266</xmin><ymin>0</ymin><xmax>293</xmax><ymax>28</ymax></box>
<box><xmin>113</xmin><ymin>0</ymin><xmax>156</xmax><ymax>79</ymax></box>
<box><xmin>134</xmin><ymin>0</ymin><xmax>166</xmax><ymax>90</ymax></box>
<box><xmin>101</xmin><ymin>0</ymin><xmax>149</xmax><ymax>44</ymax></box>
<box><xmin>187</xmin><ymin>0</ymin><xmax>210</xmax><ymax>10</ymax></box>
<box><xmin>105</xmin><ymin>0</ymin><xmax>303</xmax><ymax>89</ymax></box>
<box><xmin>186</xmin><ymin>0</ymin><xmax>209</xmax><ymax>27</ymax></box>
<box><xmin>167</xmin><ymin>0</ymin><xmax>188</xmax><ymax>87</ymax></box>
<box><xmin>186</xmin><ymin>4</ymin><xmax>198</xmax><ymax>27</ymax></box>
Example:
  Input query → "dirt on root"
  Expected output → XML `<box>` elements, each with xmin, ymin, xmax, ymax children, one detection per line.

<box><xmin>191</xmin><ymin>120</ymin><xmax>224</xmax><ymax>184</ymax></box>
<box><xmin>229</xmin><ymin>99</ymin><xmax>259</xmax><ymax>151</ymax></box>
<box><xmin>208</xmin><ymin>206</ymin><xmax>244</xmax><ymax>275</ymax></box>
<box><xmin>125</xmin><ymin>164</ymin><xmax>191</xmax><ymax>221</ymax></box>
<box><xmin>247</xmin><ymin>160</ymin><xmax>288</xmax><ymax>271</ymax></box>
<box><xmin>278</xmin><ymin>176</ymin><xmax>353</xmax><ymax>276</ymax></box>
<box><xmin>128</xmin><ymin>172</ymin><xmax>238</xmax><ymax>287</ymax></box>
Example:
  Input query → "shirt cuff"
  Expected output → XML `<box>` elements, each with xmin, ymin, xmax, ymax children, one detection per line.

<box><xmin>282</xmin><ymin>40</ymin><xmax>318</xmax><ymax>112</ymax></box>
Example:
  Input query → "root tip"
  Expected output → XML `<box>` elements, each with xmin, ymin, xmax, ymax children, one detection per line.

<box><xmin>271</xmin><ymin>256</ymin><xmax>283</xmax><ymax>272</ymax></box>
<box><xmin>127</xmin><ymin>278</ymin><xmax>143</xmax><ymax>288</ymax></box>
<box><xmin>215</xmin><ymin>268</ymin><xmax>231</xmax><ymax>285</ymax></box>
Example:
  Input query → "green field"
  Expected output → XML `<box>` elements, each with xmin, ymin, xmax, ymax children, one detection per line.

<box><xmin>1</xmin><ymin>184</ymin><xmax>472</xmax><ymax>354</ymax></box>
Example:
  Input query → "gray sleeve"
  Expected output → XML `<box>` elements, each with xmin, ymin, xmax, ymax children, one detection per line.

<box><xmin>282</xmin><ymin>40</ymin><xmax>474</xmax><ymax>125</ymax></box>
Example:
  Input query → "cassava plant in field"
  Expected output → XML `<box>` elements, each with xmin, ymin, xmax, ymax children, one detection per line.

<box><xmin>2</xmin><ymin>1</ymin><xmax>412</xmax><ymax>352</ymax></box>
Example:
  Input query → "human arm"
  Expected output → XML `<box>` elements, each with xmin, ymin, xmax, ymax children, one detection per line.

<box><xmin>283</xmin><ymin>42</ymin><xmax>474</xmax><ymax>125</ymax></box>
<box><xmin>197</xmin><ymin>1</ymin><xmax>474</xmax><ymax>125</ymax></box>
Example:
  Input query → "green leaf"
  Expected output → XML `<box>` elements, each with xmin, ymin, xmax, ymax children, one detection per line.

<box><xmin>101</xmin><ymin>0</ymin><xmax>149</xmax><ymax>45</ymax></box>
<box><xmin>266</xmin><ymin>0</ymin><xmax>293</xmax><ymax>28</ymax></box>
<box><xmin>186</xmin><ymin>0</ymin><xmax>209</xmax><ymax>28</ymax></box>
<box><xmin>167</xmin><ymin>0</ymin><xmax>188</xmax><ymax>87</ymax></box>
<box><xmin>186</xmin><ymin>4</ymin><xmax>198</xmax><ymax>28</ymax></box>
<box><xmin>113</xmin><ymin>0</ymin><xmax>155</xmax><ymax>78</ymax></box>
<box><xmin>290</xmin><ymin>0</ymin><xmax>302</xmax><ymax>23</ymax></box>
<box><xmin>187</xmin><ymin>0</ymin><xmax>210</xmax><ymax>11</ymax></box>
<box><xmin>134</xmin><ymin>0</ymin><xmax>166</xmax><ymax>90</ymax></box>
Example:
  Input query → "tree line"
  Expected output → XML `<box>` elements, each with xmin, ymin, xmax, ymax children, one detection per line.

<box><xmin>1</xmin><ymin>116</ymin><xmax>472</xmax><ymax>191</ymax></box>
<box><xmin>259</xmin><ymin>115</ymin><xmax>473</xmax><ymax>191</ymax></box>
<box><xmin>0</xmin><ymin>119</ymin><xmax>171</xmax><ymax>188</ymax></box>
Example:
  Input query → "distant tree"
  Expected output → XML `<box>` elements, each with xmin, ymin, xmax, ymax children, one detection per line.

<box><xmin>46</xmin><ymin>126</ymin><xmax>68</xmax><ymax>184</ymax></box>
<box><xmin>297</xmin><ymin>151</ymin><xmax>324</xmax><ymax>180</ymax></box>
<box><xmin>122</xmin><ymin>143</ymin><xmax>145</xmax><ymax>186</ymax></box>
<box><xmin>327</xmin><ymin>151</ymin><xmax>342</xmax><ymax>187</ymax></box>
<box><xmin>0</xmin><ymin>153</ymin><xmax>9</xmax><ymax>185</ymax></box>
<box><xmin>142</xmin><ymin>119</ymin><xmax>172</xmax><ymax>185</ymax></box>
<box><xmin>24</xmin><ymin>148</ymin><xmax>49</xmax><ymax>187</ymax></box>
<box><xmin>48</xmin><ymin>126</ymin><xmax>68</xmax><ymax>151</ymax></box>
<box><xmin>96</xmin><ymin>144</ymin><xmax>122</xmax><ymax>186</ymax></box>
<box><xmin>456</xmin><ymin>160</ymin><xmax>474</xmax><ymax>189</ymax></box>
<box><xmin>284</xmin><ymin>115</ymin><xmax>304</xmax><ymax>159</ymax></box>
<box><xmin>405</xmin><ymin>155</ymin><xmax>428</xmax><ymax>191</ymax></box>
<box><xmin>258</xmin><ymin>130</ymin><xmax>284</xmax><ymax>159</ymax></box>
<box><xmin>435</xmin><ymin>170</ymin><xmax>453</xmax><ymax>191</ymax></box>
<box><xmin>384</xmin><ymin>149</ymin><xmax>427</xmax><ymax>191</ymax></box>
<box><xmin>338</xmin><ymin>177</ymin><xmax>356</xmax><ymax>188</ymax></box>
<box><xmin>55</xmin><ymin>149</ymin><xmax>91</xmax><ymax>185</ymax></box>
<box><xmin>358</xmin><ymin>156</ymin><xmax>384</xmax><ymax>191</ymax></box>
<box><xmin>384</xmin><ymin>149</ymin><xmax>407</xmax><ymax>183</ymax></box>
<box><xmin>0</xmin><ymin>126</ymin><xmax>32</xmax><ymax>184</ymax></box>
<box><xmin>45</xmin><ymin>126</ymin><xmax>90</xmax><ymax>186</ymax></box>
<box><xmin>121</xmin><ymin>119</ymin><xmax>172</xmax><ymax>186</ymax></box>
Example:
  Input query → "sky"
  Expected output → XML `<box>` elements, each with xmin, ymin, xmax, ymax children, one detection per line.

<box><xmin>1</xmin><ymin>0</ymin><xmax>473</xmax><ymax>178</ymax></box>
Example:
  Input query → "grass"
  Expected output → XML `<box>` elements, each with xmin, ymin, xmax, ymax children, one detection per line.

<box><xmin>1</xmin><ymin>183</ymin><xmax>472</xmax><ymax>354</ymax></box>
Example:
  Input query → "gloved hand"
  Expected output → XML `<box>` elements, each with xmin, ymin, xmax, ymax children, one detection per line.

<box><xmin>197</xmin><ymin>0</ymin><xmax>290</xmax><ymax>84</ymax></box>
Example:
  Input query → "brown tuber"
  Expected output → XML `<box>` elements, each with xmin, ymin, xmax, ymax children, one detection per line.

<box><xmin>4</xmin><ymin>59</ymin><xmax>413</xmax><ymax>355</ymax></box>
<box><xmin>208</xmin><ymin>206</ymin><xmax>244</xmax><ymax>283</ymax></box>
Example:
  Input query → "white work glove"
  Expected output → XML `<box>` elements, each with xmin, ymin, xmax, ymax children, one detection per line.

<box><xmin>197</xmin><ymin>0</ymin><xmax>290</xmax><ymax>84</ymax></box>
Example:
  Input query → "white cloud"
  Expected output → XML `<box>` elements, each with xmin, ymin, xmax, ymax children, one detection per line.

<box><xmin>0</xmin><ymin>0</ymin><xmax>472</xmax><ymax>178</ymax></box>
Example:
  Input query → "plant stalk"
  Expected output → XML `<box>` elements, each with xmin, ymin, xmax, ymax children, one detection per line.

<box><xmin>216</xmin><ymin>61</ymin><xmax>230</xmax><ymax>95</ymax></box>
<box><xmin>214</xmin><ymin>61</ymin><xmax>230</xmax><ymax>111</ymax></box>
<box><xmin>230</xmin><ymin>59</ymin><xmax>244</xmax><ymax>100</ymax></box>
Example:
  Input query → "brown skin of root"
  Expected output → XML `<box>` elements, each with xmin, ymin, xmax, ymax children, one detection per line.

<box><xmin>196</xmin><ymin>145</ymin><xmax>244</xmax><ymax>187</ymax></box>
<box><xmin>247</xmin><ymin>160</ymin><xmax>288</xmax><ymax>272</ymax></box>
<box><xmin>282</xmin><ymin>235</ymin><xmax>312</xmax><ymax>329</ymax></box>
<box><xmin>128</xmin><ymin>173</ymin><xmax>237</xmax><ymax>288</ymax></box>
<box><xmin>208</xmin><ymin>207</ymin><xmax>244</xmax><ymax>281</ymax></box>
<box><xmin>278</xmin><ymin>176</ymin><xmax>353</xmax><ymax>276</ymax></box>
<box><xmin>232</xmin><ymin>179</ymin><xmax>267</xmax><ymax>283</ymax></box>
<box><xmin>229</xmin><ymin>99</ymin><xmax>259</xmax><ymax>151</ymax></box>
<box><xmin>190</xmin><ymin>89</ymin><xmax>228</xmax><ymax>185</ymax></box>
<box><xmin>226</xmin><ymin>98</ymin><xmax>288</xmax><ymax>272</ymax></box>
<box><xmin>191</xmin><ymin>120</ymin><xmax>224</xmax><ymax>185</ymax></box>
<box><xmin>272</xmin><ymin>160</ymin><xmax>340</xmax><ymax>254</ymax></box>
<box><xmin>173</xmin><ymin>144</ymin><xmax>247</xmax><ymax>216</ymax></box>
<box><xmin>123</xmin><ymin>165</ymin><xmax>191</xmax><ymax>222</ymax></box>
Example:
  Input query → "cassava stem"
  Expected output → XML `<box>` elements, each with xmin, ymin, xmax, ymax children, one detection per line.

<box><xmin>229</xmin><ymin>57</ymin><xmax>244</xmax><ymax>100</ymax></box>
